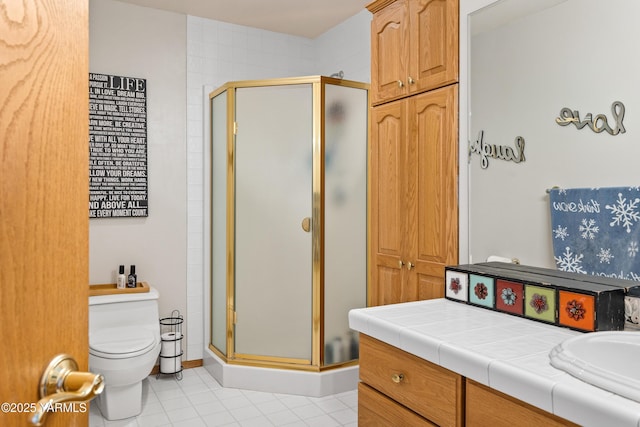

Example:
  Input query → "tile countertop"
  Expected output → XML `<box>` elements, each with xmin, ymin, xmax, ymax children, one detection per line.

<box><xmin>349</xmin><ymin>298</ymin><xmax>640</xmax><ymax>427</ymax></box>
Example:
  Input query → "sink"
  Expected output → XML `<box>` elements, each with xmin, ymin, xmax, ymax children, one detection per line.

<box><xmin>549</xmin><ymin>331</ymin><xmax>640</xmax><ymax>402</ymax></box>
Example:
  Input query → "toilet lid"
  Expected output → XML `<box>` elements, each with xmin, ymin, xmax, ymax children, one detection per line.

<box><xmin>90</xmin><ymin>327</ymin><xmax>156</xmax><ymax>359</ymax></box>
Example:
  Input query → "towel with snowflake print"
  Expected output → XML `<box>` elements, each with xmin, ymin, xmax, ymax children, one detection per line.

<box><xmin>549</xmin><ymin>187</ymin><xmax>640</xmax><ymax>281</ymax></box>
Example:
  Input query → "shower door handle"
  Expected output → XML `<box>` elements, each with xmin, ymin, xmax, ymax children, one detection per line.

<box><xmin>301</xmin><ymin>217</ymin><xmax>311</xmax><ymax>233</ymax></box>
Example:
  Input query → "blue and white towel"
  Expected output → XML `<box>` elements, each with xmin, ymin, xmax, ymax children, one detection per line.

<box><xmin>549</xmin><ymin>187</ymin><xmax>640</xmax><ymax>280</ymax></box>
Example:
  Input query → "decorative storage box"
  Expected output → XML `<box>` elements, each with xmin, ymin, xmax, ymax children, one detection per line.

<box><xmin>445</xmin><ymin>263</ymin><xmax>628</xmax><ymax>332</ymax></box>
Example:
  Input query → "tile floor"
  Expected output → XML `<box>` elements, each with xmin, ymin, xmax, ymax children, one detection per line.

<box><xmin>89</xmin><ymin>367</ymin><xmax>358</xmax><ymax>427</ymax></box>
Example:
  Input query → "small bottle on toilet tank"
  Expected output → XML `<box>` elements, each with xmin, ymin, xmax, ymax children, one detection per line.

<box><xmin>117</xmin><ymin>265</ymin><xmax>126</xmax><ymax>289</ymax></box>
<box><xmin>127</xmin><ymin>265</ymin><xmax>137</xmax><ymax>288</ymax></box>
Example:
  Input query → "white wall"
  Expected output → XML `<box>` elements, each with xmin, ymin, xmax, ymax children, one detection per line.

<box><xmin>89</xmin><ymin>0</ymin><xmax>189</xmax><ymax>347</ymax></box>
<box><xmin>314</xmin><ymin>10</ymin><xmax>372</xmax><ymax>83</ymax></box>
<box><xmin>89</xmin><ymin>0</ymin><xmax>371</xmax><ymax>361</ymax></box>
<box><xmin>467</xmin><ymin>0</ymin><xmax>640</xmax><ymax>267</ymax></box>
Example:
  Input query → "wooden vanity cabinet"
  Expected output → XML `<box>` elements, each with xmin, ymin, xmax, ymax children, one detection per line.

<box><xmin>369</xmin><ymin>85</ymin><xmax>458</xmax><ymax>306</ymax></box>
<box><xmin>359</xmin><ymin>334</ymin><xmax>464</xmax><ymax>426</ymax></box>
<box><xmin>358</xmin><ymin>334</ymin><xmax>580</xmax><ymax>427</ymax></box>
<box><xmin>368</xmin><ymin>0</ymin><xmax>459</xmax><ymax>105</ymax></box>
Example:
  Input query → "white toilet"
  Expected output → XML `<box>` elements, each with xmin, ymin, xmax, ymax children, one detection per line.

<box><xmin>89</xmin><ymin>287</ymin><xmax>161</xmax><ymax>420</ymax></box>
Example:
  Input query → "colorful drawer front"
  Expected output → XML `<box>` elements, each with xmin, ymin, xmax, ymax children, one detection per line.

<box><xmin>558</xmin><ymin>291</ymin><xmax>595</xmax><ymax>331</ymax></box>
<box><xmin>469</xmin><ymin>274</ymin><xmax>495</xmax><ymax>308</ymax></box>
<box><xmin>495</xmin><ymin>279</ymin><xmax>524</xmax><ymax>316</ymax></box>
<box><xmin>524</xmin><ymin>285</ymin><xmax>556</xmax><ymax>324</ymax></box>
<box><xmin>445</xmin><ymin>270</ymin><xmax>468</xmax><ymax>302</ymax></box>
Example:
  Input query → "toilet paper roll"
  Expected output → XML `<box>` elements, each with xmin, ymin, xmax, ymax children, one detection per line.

<box><xmin>160</xmin><ymin>355</ymin><xmax>181</xmax><ymax>374</ymax></box>
<box><xmin>160</xmin><ymin>332</ymin><xmax>182</xmax><ymax>357</ymax></box>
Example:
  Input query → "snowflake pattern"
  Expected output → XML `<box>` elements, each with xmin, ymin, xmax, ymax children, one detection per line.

<box><xmin>555</xmin><ymin>247</ymin><xmax>586</xmax><ymax>273</ymax></box>
<box><xmin>553</xmin><ymin>225</ymin><xmax>569</xmax><ymax>241</ymax></box>
<box><xmin>579</xmin><ymin>218</ymin><xmax>599</xmax><ymax>240</ymax></box>
<box><xmin>629</xmin><ymin>241</ymin><xmax>639</xmax><ymax>258</ymax></box>
<box><xmin>597</xmin><ymin>248</ymin><xmax>614</xmax><ymax>264</ymax></box>
<box><xmin>606</xmin><ymin>193</ymin><xmax>640</xmax><ymax>234</ymax></box>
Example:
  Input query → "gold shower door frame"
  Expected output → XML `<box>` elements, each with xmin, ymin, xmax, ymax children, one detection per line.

<box><xmin>209</xmin><ymin>76</ymin><xmax>368</xmax><ymax>371</ymax></box>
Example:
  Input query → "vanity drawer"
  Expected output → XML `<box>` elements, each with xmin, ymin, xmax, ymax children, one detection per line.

<box><xmin>359</xmin><ymin>334</ymin><xmax>464</xmax><ymax>427</ymax></box>
<box><xmin>466</xmin><ymin>379</ymin><xmax>579</xmax><ymax>427</ymax></box>
<box><xmin>359</xmin><ymin>382</ymin><xmax>436</xmax><ymax>426</ymax></box>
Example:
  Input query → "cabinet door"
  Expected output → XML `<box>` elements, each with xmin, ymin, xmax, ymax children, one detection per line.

<box><xmin>407</xmin><ymin>85</ymin><xmax>458</xmax><ymax>300</ymax></box>
<box><xmin>369</xmin><ymin>100</ymin><xmax>414</xmax><ymax>306</ymax></box>
<box><xmin>409</xmin><ymin>0</ymin><xmax>459</xmax><ymax>94</ymax></box>
<box><xmin>370</xmin><ymin>0</ymin><xmax>409</xmax><ymax>104</ymax></box>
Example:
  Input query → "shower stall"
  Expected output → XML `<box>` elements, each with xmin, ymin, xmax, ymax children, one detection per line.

<box><xmin>209</xmin><ymin>76</ymin><xmax>368</xmax><ymax>377</ymax></box>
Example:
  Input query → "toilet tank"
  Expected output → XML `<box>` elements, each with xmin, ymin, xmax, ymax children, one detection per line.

<box><xmin>89</xmin><ymin>287</ymin><xmax>160</xmax><ymax>335</ymax></box>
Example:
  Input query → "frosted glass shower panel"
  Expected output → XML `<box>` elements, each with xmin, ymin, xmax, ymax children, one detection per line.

<box><xmin>323</xmin><ymin>83</ymin><xmax>368</xmax><ymax>364</ymax></box>
<box><xmin>234</xmin><ymin>85</ymin><xmax>313</xmax><ymax>361</ymax></box>
<box><xmin>211</xmin><ymin>91</ymin><xmax>228</xmax><ymax>355</ymax></box>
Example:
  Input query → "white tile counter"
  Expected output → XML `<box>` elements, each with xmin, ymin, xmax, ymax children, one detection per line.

<box><xmin>349</xmin><ymin>298</ymin><xmax>640</xmax><ymax>427</ymax></box>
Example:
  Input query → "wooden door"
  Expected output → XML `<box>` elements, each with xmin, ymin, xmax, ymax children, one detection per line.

<box><xmin>369</xmin><ymin>99</ymin><xmax>415</xmax><ymax>306</ymax></box>
<box><xmin>370</xmin><ymin>0</ymin><xmax>409</xmax><ymax>105</ymax></box>
<box><xmin>0</xmin><ymin>1</ymin><xmax>90</xmax><ymax>426</ymax></box>
<box><xmin>408</xmin><ymin>85</ymin><xmax>458</xmax><ymax>300</ymax></box>
<box><xmin>409</xmin><ymin>0</ymin><xmax>459</xmax><ymax>94</ymax></box>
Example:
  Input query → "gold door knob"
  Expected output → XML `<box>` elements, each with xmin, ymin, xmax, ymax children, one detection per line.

<box><xmin>398</xmin><ymin>260</ymin><xmax>405</xmax><ymax>269</ymax></box>
<box><xmin>397</xmin><ymin>80</ymin><xmax>404</xmax><ymax>88</ymax></box>
<box><xmin>301</xmin><ymin>217</ymin><xmax>311</xmax><ymax>233</ymax></box>
<box><xmin>30</xmin><ymin>354</ymin><xmax>104</xmax><ymax>426</ymax></box>
<box><xmin>407</xmin><ymin>262</ymin><xmax>415</xmax><ymax>271</ymax></box>
<box><xmin>408</xmin><ymin>76</ymin><xmax>415</xmax><ymax>85</ymax></box>
<box><xmin>391</xmin><ymin>373</ymin><xmax>405</xmax><ymax>383</ymax></box>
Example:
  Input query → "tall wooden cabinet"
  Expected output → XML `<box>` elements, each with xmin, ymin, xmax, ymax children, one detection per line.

<box><xmin>368</xmin><ymin>0</ymin><xmax>459</xmax><ymax>306</ymax></box>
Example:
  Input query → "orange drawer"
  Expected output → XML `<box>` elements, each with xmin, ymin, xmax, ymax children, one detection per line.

<box><xmin>359</xmin><ymin>334</ymin><xmax>464</xmax><ymax>427</ymax></box>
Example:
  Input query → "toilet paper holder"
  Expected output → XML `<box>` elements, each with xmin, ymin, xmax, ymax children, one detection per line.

<box><xmin>157</xmin><ymin>310</ymin><xmax>184</xmax><ymax>380</ymax></box>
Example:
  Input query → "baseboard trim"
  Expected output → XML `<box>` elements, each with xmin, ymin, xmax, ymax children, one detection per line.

<box><xmin>150</xmin><ymin>359</ymin><xmax>203</xmax><ymax>375</ymax></box>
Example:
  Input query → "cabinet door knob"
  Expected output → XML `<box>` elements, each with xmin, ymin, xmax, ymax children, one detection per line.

<box><xmin>398</xmin><ymin>260</ymin><xmax>405</xmax><ymax>269</ymax></box>
<box><xmin>391</xmin><ymin>373</ymin><xmax>405</xmax><ymax>383</ymax></box>
<box><xmin>408</xmin><ymin>76</ymin><xmax>415</xmax><ymax>85</ymax></box>
<box><xmin>397</xmin><ymin>80</ymin><xmax>404</xmax><ymax>88</ymax></box>
<box><xmin>407</xmin><ymin>262</ymin><xmax>415</xmax><ymax>271</ymax></box>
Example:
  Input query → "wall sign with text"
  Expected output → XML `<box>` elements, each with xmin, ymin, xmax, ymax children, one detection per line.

<box><xmin>469</xmin><ymin>130</ymin><xmax>526</xmax><ymax>169</ymax></box>
<box><xmin>89</xmin><ymin>73</ymin><xmax>148</xmax><ymax>218</ymax></box>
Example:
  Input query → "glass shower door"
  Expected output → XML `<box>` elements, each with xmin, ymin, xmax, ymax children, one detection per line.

<box><xmin>233</xmin><ymin>84</ymin><xmax>313</xmax><ymax>363</ymax></box>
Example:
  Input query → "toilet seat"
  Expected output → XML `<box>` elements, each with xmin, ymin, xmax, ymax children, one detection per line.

<box><xmin>90</xmin><ymin>327</ymin><xmax>156</xmax><ymax>359</ymax></box>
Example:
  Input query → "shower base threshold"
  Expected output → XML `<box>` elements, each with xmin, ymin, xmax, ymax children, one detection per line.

<box><xmin>203</xmin><ymin>348</ymin><xmax>358</xmax><ymax>397</ymax></box>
